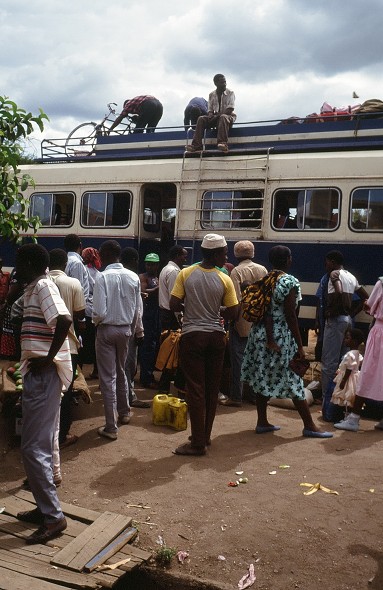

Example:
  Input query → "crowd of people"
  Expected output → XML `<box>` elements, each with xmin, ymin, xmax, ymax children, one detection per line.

<box><xmin>1</xmin><ymin>231</ymin><xmax>382</xmax><ymax>544</ymax></box>
<box><xmin>107</xmin><ymin>73</ymin><xmax>236</xmax><ymax>153</ymax></box>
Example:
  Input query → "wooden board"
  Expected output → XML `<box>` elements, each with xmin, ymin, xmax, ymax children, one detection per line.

<box><xmin>84</xmin><ymin>526</ymin><xmax>137</xmax><ymax>571</ymax></box>
<box><xmin>0</xmin><ymin>566</ymin><xmax>69</xmax><ymax>590</ymax></box>
<box><xmin>51</xmin><ymin>511</ymin><xmax>133</xmax><ymax>572</ymax></box>
<box><xmin>14</xmin><ymin>490</ymin><xmax>100</xmax><ymax>524</ymax></box>
<box><xmin>0</xmin><ymin>549</ymin><xmax>101</xmax><ymax>589</ymax></box>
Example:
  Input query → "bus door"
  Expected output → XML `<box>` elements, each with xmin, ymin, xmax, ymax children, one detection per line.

<box><xmin>138</xmin><ymin>183</ymin><xmax>177</xmax><ymax>268</ymax></box>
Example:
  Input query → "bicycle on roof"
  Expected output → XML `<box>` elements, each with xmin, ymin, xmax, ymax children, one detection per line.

<box><xmin>65</xmin><ymin>102</ymin><xmax>135</xmax><ymax>157</ymax></box>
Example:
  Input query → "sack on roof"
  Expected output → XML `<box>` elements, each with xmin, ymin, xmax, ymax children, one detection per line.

<box><xmin>354</xmin><ymin>99</ymin><xmax>383</xmax><ymax>116</ymax></box>
<box><xmin>241</xmin><ymin>270</ymin><xmax>284</xmax><ymax>324</ymax></box>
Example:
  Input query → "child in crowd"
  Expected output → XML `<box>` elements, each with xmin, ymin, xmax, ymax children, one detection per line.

<box><xmin>335</xmin><ymin>277</ymin><xmax>383</xmax><ymax>432</ymax></box>
<box><xmin>331</xmin><ymin>328</ymin><xmax>364</xmax><ymax>411</ymax></box>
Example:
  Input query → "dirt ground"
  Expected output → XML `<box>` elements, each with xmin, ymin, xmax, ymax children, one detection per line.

<box><xmin>1</xmin><ymin>333</ymin><xmax>383</xmax><ymax>590</ymax></box>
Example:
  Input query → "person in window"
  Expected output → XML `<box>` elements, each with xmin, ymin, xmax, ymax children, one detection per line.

<box><xmin>108</xmin><ymin>96</ymin><xmax>163</xmax><ymax>134</ymax></box>
<box><xmin>184</xmin><ymin>97</ymin><xmax>208</xmax><ymax>129</ymax></box>
<box><xmin>273</xmin><ymin>195</ymin><xmax>291</xmax><ymax>229</ymax></box>
<box><xmin>186</xmin><ymin>74</ymin><xmax>236</xmax><ymax>153</ymax></box>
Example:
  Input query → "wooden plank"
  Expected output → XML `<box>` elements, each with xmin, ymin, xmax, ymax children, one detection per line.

<box><xmin>1</xmin><ymin>494</ymin><xmax>36</xmax><ymax>518</ymax></box>
<box><xmin>51</xmin><ymin>511</ymin><xmax>132</xmax><ymax>571</ymax></box>
<box><xmin>0</xmin><ymin>551</ymin><xmax>100</xmax><ymax>589</ymax></box>
<box><xmin>119</xmin><ymin>543</ymin><xmax>152</xmax><ymax>561</ymax></box>
<box><xmin>15</xmin><ymin>490</ymin><xmax>101</xmax><ymax>524</ymax></box>
<box><xmin>84</xmin><ymin>526</ymin><xmax>137</xmax><ymax>572</ymax></box>
<box><xmin>0</xmin><ymin>566</ymin><xmax>68</xmax><ymax>590</ymax></box>
<box><xmin>0</xmin><ymin>512</ymin><xmax>87</xmax><ymax>540</ymax></box>
<box><xmin>0</xmin><ymin>536</ymin><xmax>118</xmax><ymax>588</ymax></box>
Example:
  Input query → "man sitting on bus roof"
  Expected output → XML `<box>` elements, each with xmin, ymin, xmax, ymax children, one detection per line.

<box><xmin>108</xmin><ymin>95</ymin><xmax>163</xmax><ymax>134</ymax></box>
<box><xmin>186</xmin><ymin>74</ymin><xmax>236</xmax><ymax>154</ymax></box>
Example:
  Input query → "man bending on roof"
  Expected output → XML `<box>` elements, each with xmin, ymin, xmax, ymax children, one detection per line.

<box><xmin>108</xmin><ymin>95</ymin><xmax>163</xmax><ymax>134</ymax></box>
<box><xmin>186</xmin><ymin>74</ymin><xmax>236</xmax><ymax>153</ymax></box>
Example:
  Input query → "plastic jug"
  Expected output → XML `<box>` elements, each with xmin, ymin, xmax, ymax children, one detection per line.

<box><xmin>167</xmin><ymin>397</ymin><xmax>188</xmax><ymax>431</ymax></box>
<box><xmin>152</xmin><ymin>393</ymin><xmax>188</xmax><ymax>431</ymax></box>
<box><xmin>152</xmin><ymin>394</ymin><xmax>169</xmax><ymax>426</ymax></box>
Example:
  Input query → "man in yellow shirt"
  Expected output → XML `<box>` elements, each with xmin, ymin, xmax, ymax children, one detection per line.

<box><xmin>170</xmin><ymin>234</ymin><xmax>238</xmax><ymax>455</ymax></box>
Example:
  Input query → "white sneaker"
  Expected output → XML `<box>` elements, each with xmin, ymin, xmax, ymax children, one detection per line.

<box><xmin>218</xmin><ymin>392</ymin><xmax>228</xmax><ymax>402</ymax></box>
<box><xmin>334</xmin><ymin>416</ymin><xmax>359</xmax><ymax>432</ymax></box>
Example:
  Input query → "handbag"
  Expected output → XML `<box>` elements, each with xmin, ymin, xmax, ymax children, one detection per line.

<box><xmin>289</xmin><ymin>357</ymin><xmax>310</xmax><ymax>378</ymax></box>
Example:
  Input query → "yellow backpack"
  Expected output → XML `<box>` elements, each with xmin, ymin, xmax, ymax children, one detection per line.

<box><xmin>241</xmin><ymin>270</ymin><xmax>284</xmax><ymax>323</ymax></box>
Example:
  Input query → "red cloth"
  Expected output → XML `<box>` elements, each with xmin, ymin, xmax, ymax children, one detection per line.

<box><xmin>0</xmin><ymin>272</ymin><xmax>10</xmax><ymax>304</ymax></box>
<box><xmin>82</xmin><ymin>248</ymin><xmax>101</xmax><ymax>270</ymax></box>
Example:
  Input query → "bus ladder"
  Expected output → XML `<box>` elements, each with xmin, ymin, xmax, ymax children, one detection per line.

<box><xmin>177</xmin><ymin>147</ymin><xmax>271</xmax><ymax>256</ymax></box>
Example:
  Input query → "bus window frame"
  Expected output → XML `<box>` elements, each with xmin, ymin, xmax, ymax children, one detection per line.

<box><xmin>29</xmin><ymin>191</ymin><xmax>76</xmax><ymax>228</ymax></box>
<box><xmin>271</xmin><ymin>187</ymin><xmax>341</xmax><ymax>231</ymax></box>
<box><xmin>80</xmin><ymin>190</ymin><xmax>132</xmax><ymax>228</ymax></box>
<box><xmin>349</xmin><ymin>186</ymin><xmax>383</xmax><ymax>232</ymax></box>
<box><xmin>200</xmin><ymin>189</ymin><xmax>264</xmax><ymax>230</ymax></box>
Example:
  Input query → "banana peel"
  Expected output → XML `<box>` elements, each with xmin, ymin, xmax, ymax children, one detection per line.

<box><xmin>300</xmin><ymin>482</ymin><xmax>339</xmax><ymax>496</ymax></box>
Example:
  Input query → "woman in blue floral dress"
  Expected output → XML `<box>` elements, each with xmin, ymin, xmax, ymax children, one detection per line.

<box><xmin>241</xmin><ymin>245</ymin><xmax>332</xmax><ymax>438</ymax></box>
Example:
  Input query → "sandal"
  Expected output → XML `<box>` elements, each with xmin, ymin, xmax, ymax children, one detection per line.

<box><xmin>59</xmin><ymin>434</ymin><xmax>79</xmax><ymax>449</ymax></box>
<box><xmin>173</xmin><ymin>443</ymin><xmax>206</xmax><ymax>456</ymax></box>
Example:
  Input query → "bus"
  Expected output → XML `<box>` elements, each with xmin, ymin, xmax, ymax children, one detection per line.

<box><xmin>2</xmin><ymin>115</ymin><xmax>383</xmax><ymax>336</ymax></box>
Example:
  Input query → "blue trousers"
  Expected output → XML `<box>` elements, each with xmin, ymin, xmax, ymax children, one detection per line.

<box><xmin>96</xmin><ymin>324</ymin><xmax>131</xmax><ymax>432</ymax></box>
<box><xmin>321</xmin><ymin>315</ymin><xmax>351</xmax><ymax>418</ymax></box>
<box><xmin>22</xmin><ymin>364</ymin><xmax>64</xmax><ymax>523</ymax></box>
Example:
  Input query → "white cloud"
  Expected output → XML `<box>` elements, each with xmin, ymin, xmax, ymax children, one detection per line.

<box><xmin>1</xmin><ymin>0</ymin><xmax>383</xmax><ymax>150</ymax></box>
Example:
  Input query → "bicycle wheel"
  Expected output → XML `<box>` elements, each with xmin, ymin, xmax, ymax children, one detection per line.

<box><xmin>65</xmin><ymin>122</ymin><xmax>97</xmax><ymax>156</ymax></box>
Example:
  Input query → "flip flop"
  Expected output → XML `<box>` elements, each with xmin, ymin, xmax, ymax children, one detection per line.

<box><xmin>255</xmin><ymin>425</ymin><xmax>281</xmax><ymax>434</ymax></box>
<box><xmin>303</xmin><ymin>429</ymin><xmax>333</xmax><ymax>438</ymax></box>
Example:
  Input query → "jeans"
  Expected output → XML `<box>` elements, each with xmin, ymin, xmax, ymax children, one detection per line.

<box><xmin>228</xmin><ymin>327</ymin><xmax>248</xmax><ymax>402</ymax></box>
<box><xmin>321</xmin><ymin>315</ymin><xmax>351</xmax><ymax>418</ymax></box>
<box><xmin>96</xmin><ymin>324</ymin><xmax>131</xmax><ymax>432</ymax></box>
<box><xmin>180</xmin><ymin>330</ymin><xmax>226</xmax><ymax>448</ymax></box>
<box><xmin>22</xmin><ymin>364</ymin><xmax>64</xmax><ymax>523</ymax></box>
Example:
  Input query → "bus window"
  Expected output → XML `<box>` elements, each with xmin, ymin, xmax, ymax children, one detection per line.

<box><xmin>30</xmin><ymin>193</ymin><xmax>74</xmax><ymax>226</ymax></box>
<box><xmin>81</xmin><ymin>191</ymin><xmax>131</xmax><ymax>227</ymax></box>
<box><xmin>201</xmin><ymin>190</ymin><xmax>264</xmax><ymax>229</ymax></box>
<box><xmin>272</xmin><ymin>188</ymin><xmax>340</xmax><ymax>230</ymax></box>
<box><xmin>143</xmin><ymin>189</ymin><xmax>161</xmax><ymax>232</ymax></box>
<box><xmin>350</xmin><ymin>188</ymin><xmax>383</xmax><ymax>231</ymax></box>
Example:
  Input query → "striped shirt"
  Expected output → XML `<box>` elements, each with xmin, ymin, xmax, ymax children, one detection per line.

<box><xmin>92</xmin><ymin>263</ymin><xmax>141</xmax><ymax>331</ymax></box>
<box><xmin>122</xmin><ymin>95</ymin><xmax>155</xmax><ymax>115</ymax></box>
<box><xmin>20</xmin><ymin>276</ymin><xmax>73</xmax><ymax>390</ymax></box>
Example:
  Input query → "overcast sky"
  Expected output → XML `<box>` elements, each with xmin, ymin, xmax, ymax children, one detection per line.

<box><xmin>2</xmin><ymin>0</ymin><xmax>383</xmax><ymax>155</ymax></box>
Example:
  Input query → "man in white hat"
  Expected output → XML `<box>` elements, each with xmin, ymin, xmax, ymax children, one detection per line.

<box><xmin>219</xmin><ymin>241</ymin><xmax>267</xmax><ymax>407</ymax></box>
<box><xmin>169</xmin><ymin>234</ymin><xmax>239</xmax><ymax>455</ymax></box>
